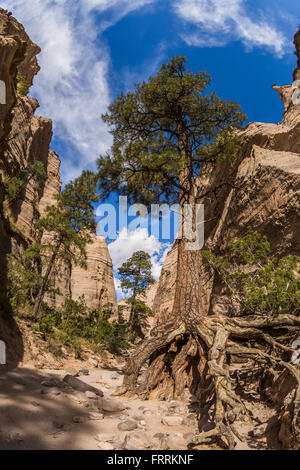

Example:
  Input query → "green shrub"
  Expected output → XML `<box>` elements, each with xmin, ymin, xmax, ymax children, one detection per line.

<box><xmin>35</xmin><ymin>298</ymin><xmax>130</xmax><ymax>357</ymax></box>
<box><xmin>26</xmin><ymin>161</ymin><xmax>47</xmax><ymax>185</ymax></box>
<box><xmin>4</xmin><ymin>176</ymin><xmax>24</xmax><ymax>201</ymax></box>
<box><xmin>17</xmin><ymin>72</ymin><xmax>30</xmax><ymax>96</ymax></box>
<box><xmin>203</xmin><ymin>227</ymin><xmax>300</xmax><ymax>316</ymax></box>
<box><xmin>110</xmin><ymin>308</ymin><xmax>130</xmax><ymax>355</ymax></box>
<box><xmin>36</xmin><ymin>304</ymin><xmax>61</xmax><ymax>333</ymax></box>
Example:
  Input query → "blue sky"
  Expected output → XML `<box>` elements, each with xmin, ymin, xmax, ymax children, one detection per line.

<box><xmin>2</xmin><ymin>0</ymin><xmax>299</xmax><ymax>296</ymax></box>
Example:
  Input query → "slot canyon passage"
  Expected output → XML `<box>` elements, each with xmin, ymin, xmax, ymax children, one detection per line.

<box><xmin>0</xmin><ymin>8</ymin><xmax>300</xmax><ymax>451</ymax></box>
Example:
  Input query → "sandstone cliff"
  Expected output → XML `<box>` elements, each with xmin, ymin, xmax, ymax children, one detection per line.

<box><xmin>71</xmin><ymin>235</ymin><xmax>117</xmax><ymax>309</ymax></box>
<box><xmin>0</xmin><ymin>9</ymin><xmax>117</xmax><ymax>319</ymax></box>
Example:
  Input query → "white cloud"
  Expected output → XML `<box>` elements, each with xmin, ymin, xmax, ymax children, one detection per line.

<box><xmin>151</xmin><ymin>244</ymin><xmax>171</xmax><ymax>280</ymax></box>
<box><xmin>108</xmin><ymin>227</ymin><xmax>162</xmax><ymax>272</ymax></box>
<box><xmin>174</xmin><ymin>0</ymin><xmax>287</xmax><ymax>56</ymax></box>
<box><xmin>114</xmin><ymin>277</ymin><xmax>124</xmax><ymax>299</ymax></box>
<box><xmin>2</xmin><ymin>0</ymin><xmax>156</xmax><ymax>181</ymax></box>
<box><xmin>108</xmin><ymin>228</ymin><xmax>171</xmax><ymax>299</ymax></box>
<box><xmin>4</xmin><ymin>0</ymin><xmax>289</xmax><ymax>183</ymax></box>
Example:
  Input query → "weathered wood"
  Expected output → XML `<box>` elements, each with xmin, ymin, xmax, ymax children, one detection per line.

<box><xmin>63</xmin><ymin>374</ymin><xmax>103</xmax><ymax>397</ymax></box>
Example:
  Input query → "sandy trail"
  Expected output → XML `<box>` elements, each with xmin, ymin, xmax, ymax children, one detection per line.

<box><xmin>0</xmin><ymin>364</ymin><xmax>200</xmax><ymax>450</ymax></box>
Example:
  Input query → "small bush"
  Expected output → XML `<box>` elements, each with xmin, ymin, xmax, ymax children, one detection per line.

<box><xmin>4</xmin><ymin>176</ymin><xmax>24</xmax><ymax>201</ymax></box>
<box><xmin>17</xmin><ymin>72</ymin><xmax>30</xmax><ymax>96</ymax></box>
<box><xmin>26</xmin><ymin>161</ymin><xmax>47</xmax><ymax>185</ymax></box>
<box><xmin>36</xmin><ymin>298</ymin><xmax>130</xmax><ymax>357</ymax></box>
<box><xmin>36</xmin><ymin>304</ymin><xmax>60</xmax><ymax>334</ymax></box>
<box><xmin>203</xmin><ymin>227</ymin><xmax>300</xmax><ymax>316</ymax></box>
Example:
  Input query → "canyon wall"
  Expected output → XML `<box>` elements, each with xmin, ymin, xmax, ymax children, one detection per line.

<box><xmin>0</xmin><ymin>8</ymin><xmax>117</xmax><ymax>317</ymax></box>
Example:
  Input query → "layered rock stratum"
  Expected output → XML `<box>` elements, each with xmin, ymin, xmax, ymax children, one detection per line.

<box><xmin>0</xmin><ymin>8</ymin><xmax>117</xmax><ymax>319</ymax></box>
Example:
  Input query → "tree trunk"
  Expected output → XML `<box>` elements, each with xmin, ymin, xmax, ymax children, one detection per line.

<box><xmin>32</xmin><ymin>239</ymin><xmax>62</xmax><ymax>320</ymax></box>
<box><xmin>116</xmin><ymin>129</ymin><xmax>300</xmax><ymax>448</ymax></box>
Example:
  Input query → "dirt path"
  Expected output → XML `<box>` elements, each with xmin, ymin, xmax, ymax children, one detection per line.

<box><xmin>0</xmin><ymin>358</ymin><xmax>282</xmax><ymax>451</ymax></box>
<box><xmin>0</xmin><ymin>364</ymin><xmax>202</xmax><ymax>450</ymax></box>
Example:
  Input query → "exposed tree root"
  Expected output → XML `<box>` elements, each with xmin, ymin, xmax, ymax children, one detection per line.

<box><xmin>118</xmin><ymin>312</ymin><xmax>300</xmax><ymax>449</ymax></box>
<box><xmin>112</xmin><ymin>322</ymin><xmax>186</xmax><ymax>397</ymax></box>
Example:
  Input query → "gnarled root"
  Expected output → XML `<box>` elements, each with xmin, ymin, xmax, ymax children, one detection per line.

<box><xmin>113</xmin><ymin>322</ymin><xmax>186</xmax><ymax>397</ymax></box>
<box><xmin>119</xmin><ymin>313</ymin><xmax>300</xmax><ymax>448</ymax></box>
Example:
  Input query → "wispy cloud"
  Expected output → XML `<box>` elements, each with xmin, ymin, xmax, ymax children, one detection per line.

<box><xmin>3</xmin><ymin>0</ymin><xmax>291</xmax><ymax>182</ymax></box>
<box><xmin>174</xmin><ymin>0</ymin><xmax>288</xmax><ymax>56</ymax></box>
<box><xmin>2</xmin><ymin>0</ymin><xmax>156</xmax><ymax>181</ymax></box>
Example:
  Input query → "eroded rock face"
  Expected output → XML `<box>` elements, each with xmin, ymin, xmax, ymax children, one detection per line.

<box><xmin>8</xmin><ymin>97</ymin><xmax>57</xmax><ymax>239</ymax></box>
<box><xmin>0</xmin><ymin>21</ymin><xmax>25</xmax><ymax>147</ymax></box>
<box><xmin>294</xmin><ymin>29</ymin><xmax>300</xmax><ymax>81</ymax></box>
<box><xmin>152</xmin><ymin>245</ymin><xmax>178</xmax><ymax>324</ymax></box>
<box><xmin>71</xmin><ymin>235</ymin><xmax>117</xmax><ymax>309</ymax></box>
<box><xmin>0</xmin><ymin>9</ymin><xmax>117</xmax><ymax>312</ymax></box>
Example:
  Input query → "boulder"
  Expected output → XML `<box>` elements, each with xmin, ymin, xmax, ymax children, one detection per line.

<box><xmin>98</xmin><ymin>397</ymin><xmax>126</xmax><ymax>412</ymax></box>
<box><xmin>122</xmin><ymin>432</ymin><xmax>153</xmax><ymax>450</ymax></box>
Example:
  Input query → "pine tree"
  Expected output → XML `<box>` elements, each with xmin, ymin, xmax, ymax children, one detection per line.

<box><xmin>97</xmin><ymin>56</ymin><xmax>300</xmax><ymax>447</ymax></box>
<box><xmin>32</xmin><ymin>170</ymin><xmax>99</xmax><ymax>319</ymax></box>
<box><xmin>118</xmin><ymin>251</ymin><xmax>154</xmax><ymax>339</ymax></box>
<box><xmin>97</xmin><ymin>56</ymin><xmax>246</xmax><ymax>394</ymax></box>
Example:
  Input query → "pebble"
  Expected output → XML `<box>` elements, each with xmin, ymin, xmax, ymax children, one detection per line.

<box><xmin>65</xmin><ymin>367</ymin><xmax>78</xmax><ymax>376</ymax></box>
<box><xmin>53</xmin><ymin>421</ymin><xmax>64</xmax><ymax>429</ymax></box>
<box><xmin>97</xmin><ymin>442</ymin><xmax>114</xmax><ymax>450</ymax></box>
<box><xmin>166</xmin><ymin>434</ymin><xmax>187</xmax><ymax>450</ymax></box>
<box><xmin>132</xmin><ymin>415</ymin><xmax>144</xmax><ymax>421</ymax></box>
<box><xmin>118</xmin><ymin>419</ymin><xmax>138</xmax><ymax>431</ymax></box>
<box><xmin>89</xmin><ymin>359</ymin><xmax>99</xmax><ymax>368</ymax></box>
<box><xmin>183</xmin><ymin>432</ymin><xmax>194</xmax><ymax>441</ymax></box>
<box><xmin>85</xmin><ymin>391</ymin><xmax>97</xmax><ymax>399</ymax></box>
<box><xmin>168</xmin><ymin>401</ymin><xmax>178</xmax><ymax>409</ymax></box>
<box><xmin>73</xmin><ymin>416</ymin><xmax>87</xmax><ymax>423</ymax></box>
<box><xmin>88</xmin><ymin>412</ymin><xmax>104</xmax><ymax>420</ymax></box>
<box><xmin>41</xmin><ymin>379</ymin><xmax>60</xmax><ymax>387</ymax></box>
<box><xmin>182</xmin><ymin>418</ymin><xmax>192</xmax><ymax>426</ymax></box>
<box><xmin>161</xmin><ymin>416</ymin><xmax>183</xmax><ymax>427</ymax></box>
<box><xmin>95</xmin><ymin>433</ymin><xmax>116</xmax><ymax>443</ymax></box>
